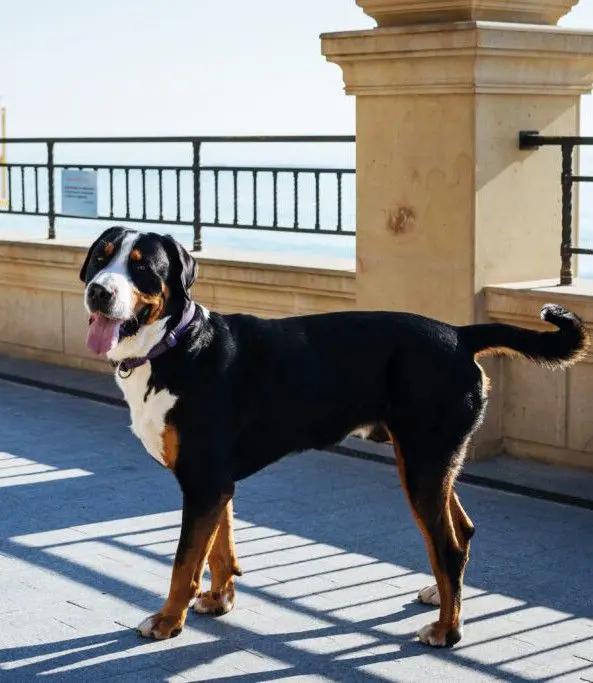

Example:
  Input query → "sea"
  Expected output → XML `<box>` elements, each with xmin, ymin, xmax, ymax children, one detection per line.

<box><xmin>2</xmin><ymin>138</ymin><xmax>593</xmax><ymax>276</ymax></box>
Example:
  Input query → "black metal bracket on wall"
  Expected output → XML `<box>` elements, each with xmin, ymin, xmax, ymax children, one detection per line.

<box><xmin>518</xmin><ymin>130</ymin><xmax>593</xmax><ymax>286</ymax></box>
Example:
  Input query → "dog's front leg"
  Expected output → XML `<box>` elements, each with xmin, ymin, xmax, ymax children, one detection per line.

<box><xmin>194</xmin><ymin>498</ymin><xmax>243</xmax><ymax>616</ymax></box>
<box><xmin>137</xmin><ymin>492</ymin><xmax>230</xmax><ymax>640</ymax></box>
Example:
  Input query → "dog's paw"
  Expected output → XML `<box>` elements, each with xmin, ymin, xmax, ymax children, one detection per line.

<box><xmin>137</xmin><ymin>612</ymin><xmax>184</xmax><ymax>640</ymax></box>
<box><xmin>417</xmin><ymin>584</ymin><xmax>440</xmax><ymax>606</ymax></box>
<box><xmin>417</xmin><ymin>621</ymin><xmax>463</xmax><ymax>648</ymax></box>
<box><xmin>193</xmin><ymin>588</ymin><xmax>235</xmax><ymax>616</ymax></box>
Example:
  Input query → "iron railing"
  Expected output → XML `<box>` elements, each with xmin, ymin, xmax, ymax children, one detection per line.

<box><xmin>519</xmin><ymin>131</ymin><xmax>593</xmax><ymax>285</ymax></box>
<box><xmin>0</xmin><ymin>136</ymin><xmax>356</xmax><ymax>250</ymax></box>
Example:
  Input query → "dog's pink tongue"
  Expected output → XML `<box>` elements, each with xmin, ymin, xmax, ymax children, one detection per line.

<box><xmin>86</xmin><ymin>314</ymin><xmax>121</xmax><ymax>356</ymax></box>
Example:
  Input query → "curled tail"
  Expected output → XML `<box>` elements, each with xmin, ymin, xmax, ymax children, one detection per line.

<box><xmin>458</xmin><ymin>304</ymin><xmax>589</xmax><ymax>368</ymax></box>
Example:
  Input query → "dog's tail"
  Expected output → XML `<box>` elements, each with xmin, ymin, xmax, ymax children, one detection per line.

<box><xmin>458</xmin><ymin>304</ymin><xmax>589</xmax><ymax>369</ymax></box>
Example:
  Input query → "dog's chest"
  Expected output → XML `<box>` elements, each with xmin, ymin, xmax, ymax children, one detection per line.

<box><xmin>116</xmin><ymin>364</ymin><xmax>178</xmax><ymax>467</ymax></box>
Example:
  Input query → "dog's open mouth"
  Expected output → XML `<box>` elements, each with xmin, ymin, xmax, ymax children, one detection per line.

<box><xmin>86</xmin><ymin>313</ymin><xmax>122</xmax><ymax>356</ymax></box>
<box><xmin>86</xmin><ymin>305</ymin><xmax>153</xmax><ymax>356</ymax></box>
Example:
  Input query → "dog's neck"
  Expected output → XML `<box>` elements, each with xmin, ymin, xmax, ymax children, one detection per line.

<box><xmin>108</xmin><ymin>317</ymin><xmax>170</xmax><ymax>363</ymax></box>
<box><xmin>107</xmin><ymin>300</ymin><xmax>199</xmax><ymax>366</ymax></box>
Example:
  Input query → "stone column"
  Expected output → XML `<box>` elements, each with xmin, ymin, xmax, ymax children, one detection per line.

<box><xmin>321</xmin><ymin>0</ymin><xmax>593</xmax><ymax>325</ymax></box>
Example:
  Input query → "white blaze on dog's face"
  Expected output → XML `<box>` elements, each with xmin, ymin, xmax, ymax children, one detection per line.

<box><xmin>85</xmin><ymin>231</ymin><xmax>137</xmax><ymax>319</ymax></box>
<box><xmin>79</xmin><ymin>226</ymin><xmax>197</xmax><ymax>357</ymax></box>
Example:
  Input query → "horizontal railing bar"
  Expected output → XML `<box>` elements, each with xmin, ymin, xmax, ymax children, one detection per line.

<box><xmin>0</xmin><ymin>209</ymin><xmax>46</xmax><ymax>217</ymax></box>
<box><xmin>0</xmin><ymin>163</ymin><xmax>47</xmax><ymax>169</ymax></box>
<box><xmin>54</xmin><ymin>163</ymin><xmax>192</xmax><ymax>172</ymax></box>
<box><xmin>571</xmin><ymin>176</ymin><xmax>593</xmax><ymax>182</ymax></box>
<box><xmin>2</xmin><ymin>162</ymin><xmax>191</xmax><ymax>172</ymax></box>
<box><xmin>568</xmin><ymin>247</ymin><xmax>593</xmax><ymax>256</ymax></box>
<box><xmin>519</xmin><ymin>131</ymin><xmax>593</xmax><ymax>149</ymax></box>
<box><xmin>56</xmin><ymin>213</ymin><xmax>194</xmax><ymax>225</ymax></box>
<box><xmin>1</xmin><ymin>161</ymin><xmax>354</xmax><ymax>174</ymax></box>
<box><xmin>201</xmin><ymin>165</ymin><xmax>355</xmax><ymax>174</ymax></box>
<box><xmin>0</xmin><ymin>135</ymin><xmax>355</xmax><ymax>144</ymax></box>
<box><xmin>203</xmin><ymin>221</ymin><xmax>355</xmax><ymax>234</ymax></box>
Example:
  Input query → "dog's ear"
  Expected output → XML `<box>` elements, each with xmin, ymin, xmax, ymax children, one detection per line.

<box><xmin>79</xmin><ymin>226</ymin><xmax>126</xmax><ymax>282</ymax></box>
<box><xmin>160</xmin><ymin>235</ymin><xmax>197</xmax><ymax>298</ymax></box>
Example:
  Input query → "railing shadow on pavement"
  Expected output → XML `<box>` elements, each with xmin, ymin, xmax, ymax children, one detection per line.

<box><xmin>0</xmin><ymin>379</ymin><xmax>592</xmax><ymax>681</ymax></box>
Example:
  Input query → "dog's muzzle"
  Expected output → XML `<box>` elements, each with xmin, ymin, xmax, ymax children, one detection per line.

<box><xmin>85</xmin><ymin>274</ymin><xmax>135</xmax><ymax>356</ymax></box>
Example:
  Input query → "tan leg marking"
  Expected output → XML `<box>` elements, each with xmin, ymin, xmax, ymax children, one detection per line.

<box><xmin>390</xmin><ymin>433</ymin><xmax>465</xmax><ymax>647</ymax></box>
<box><xmin>194</xmin><ymin>499</ymin><xmax>242</xmax><ymax>616</ymax></box>
<box><xmin>137</xmin><ymin>495</ymin><xmax>229</xmax><ymax>640</ymax></box>
<box><xmin>418</xmin><ymin>491</ymin><xmax>474</xmax><ymax>608</ymax></box>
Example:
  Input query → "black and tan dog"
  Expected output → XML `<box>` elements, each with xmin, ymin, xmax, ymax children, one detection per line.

<box><xmin>80</xmin><ymin>226</ymin><xmax>588</xmax><ymax>647</ymax></box>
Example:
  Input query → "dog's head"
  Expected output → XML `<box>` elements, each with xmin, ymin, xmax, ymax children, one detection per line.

<box><xmin>80</xmin><ymin>227</ymin><xmax>197</xmax><ymax>357</ymax></box>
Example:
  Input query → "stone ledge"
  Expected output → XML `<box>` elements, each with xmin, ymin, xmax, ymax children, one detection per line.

<box><xmin>0</xmin><ymin>237</ymin><xmax>356</xmax><ymax>275</ymax></box>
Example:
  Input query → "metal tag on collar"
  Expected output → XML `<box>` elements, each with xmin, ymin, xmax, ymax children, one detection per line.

<box><xmin>117</xmin><ymin>362</ymin><xmax>134</xmax><ymax>379</ymax></box>
<box><xmin>163</xmin><ymin>330</ymin><xmax>178</xmax><ymax>348</ymax></box>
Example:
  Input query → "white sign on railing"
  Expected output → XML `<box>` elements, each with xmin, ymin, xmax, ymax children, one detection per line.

<box><xmin>61</xmin><ymin>169</ymin><xmax>98</xmax><ymax>218</ymax></box>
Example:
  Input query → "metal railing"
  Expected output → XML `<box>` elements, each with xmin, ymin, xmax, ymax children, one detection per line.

<box><xmin>519</xmin><ymin>131</ymin><xmax>593</xmax><ymax>285</ymax></box>
<box><xmin>0</xmin><ymin>136</ymin><xmax>356</xmax><ymax>250</ymax></box>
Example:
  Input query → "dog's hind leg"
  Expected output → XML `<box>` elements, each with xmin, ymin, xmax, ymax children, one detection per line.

<box><xmin>417</xmin><ymin>487</ymin><xmax>475</xmax><ymax>608</ymax></box>
<box><xmin>194</xmin><ymin>498</ymin><xmax>243</xmax><ymax>616</ymax></box>
<box><xmin>450</xmin><ymin>490</ymin><xmax>475</xmax><ymax>551</ymax></box>
<box><xmin>390</xmin><ymin>433</ymin><xmax>469</xmax><ymax>647</ymax></box>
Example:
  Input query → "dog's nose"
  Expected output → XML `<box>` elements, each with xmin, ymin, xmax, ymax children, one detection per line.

<box><xmin>88</xmin><ymin>283</ymin><xmax>114</xmax><ymax>309</ymax></box>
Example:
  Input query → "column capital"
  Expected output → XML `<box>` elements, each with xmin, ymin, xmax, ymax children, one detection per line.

<box><xmin>355</xmin><ymin>0</ymin><xmax>579</xmax><ymax>27</ymax></box>
<box><xmin>321</xmin><ymin>23</ymin><xmax>593</xmax><ymax>96</ymax></box>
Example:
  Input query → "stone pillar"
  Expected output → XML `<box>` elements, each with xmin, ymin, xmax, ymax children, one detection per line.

<box><xmin>321</xmin><ymin>0</ymin><xmax>593</xmax><ymax>325</ymax></box>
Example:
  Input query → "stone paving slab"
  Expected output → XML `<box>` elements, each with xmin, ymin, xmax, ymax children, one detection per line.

<box><xmin>0</xmin><ymin>378</ymin><xmax>592</xmax><ymax>681</ymax></box>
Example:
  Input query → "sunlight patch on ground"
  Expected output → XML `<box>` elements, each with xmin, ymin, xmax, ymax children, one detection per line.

<box><xmin>0</xmin><ymin>452</ymin><xmax>92</xmax><ymax>488</ymax></box>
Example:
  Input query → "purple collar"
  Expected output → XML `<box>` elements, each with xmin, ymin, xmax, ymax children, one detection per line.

<box><xmin>116</xmin><ymin>301</ymin><xmax>197</xmax><ymax>376</ymax></box>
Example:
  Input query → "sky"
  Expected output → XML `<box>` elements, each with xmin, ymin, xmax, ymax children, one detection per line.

<box><xmin>1</xmin><ymin>1</ymin><xmax>592</xmax><ymax>138</ymax></box>
<box><xmin>3</xmin><ymin>1</ymin><xmax>593</xmax><ymax>260</ymax></box>
<box><xmin>0</xmin><ymin>0</ymin><xmax>373</xmax><ymax>137</ymax></box>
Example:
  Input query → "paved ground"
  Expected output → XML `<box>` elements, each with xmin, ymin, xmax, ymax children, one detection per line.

<box><xmin>1</xmin><ymin>378</ymin><xmax>593</xmax><ymax>682</ymax></box>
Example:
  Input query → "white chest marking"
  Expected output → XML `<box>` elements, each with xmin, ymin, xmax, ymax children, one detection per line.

<box><xmin>116</xmin><ymin>363</ymin><xmax>178</xmax><ymax>467</ymax></box>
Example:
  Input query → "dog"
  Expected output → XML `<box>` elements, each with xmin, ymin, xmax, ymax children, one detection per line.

<box><xmin>80</xmin><ymin>226</ymin><xmax>588</xmax><ymax>647</ymax></box>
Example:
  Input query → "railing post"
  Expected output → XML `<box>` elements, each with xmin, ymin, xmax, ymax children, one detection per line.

<box><xmin>192</xmin><ymin>140</ymin><xmax>202</xmax><ymax>251</ymax></box>
<box><xmin>47</xmin><ymin>141</ymin><xmax>56</xmax><ymax>239</ymax></box>
<box><xmin>560</xmin><ymin>143</ymin><xmax>574</xmax><ymax>286</ymax></box>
